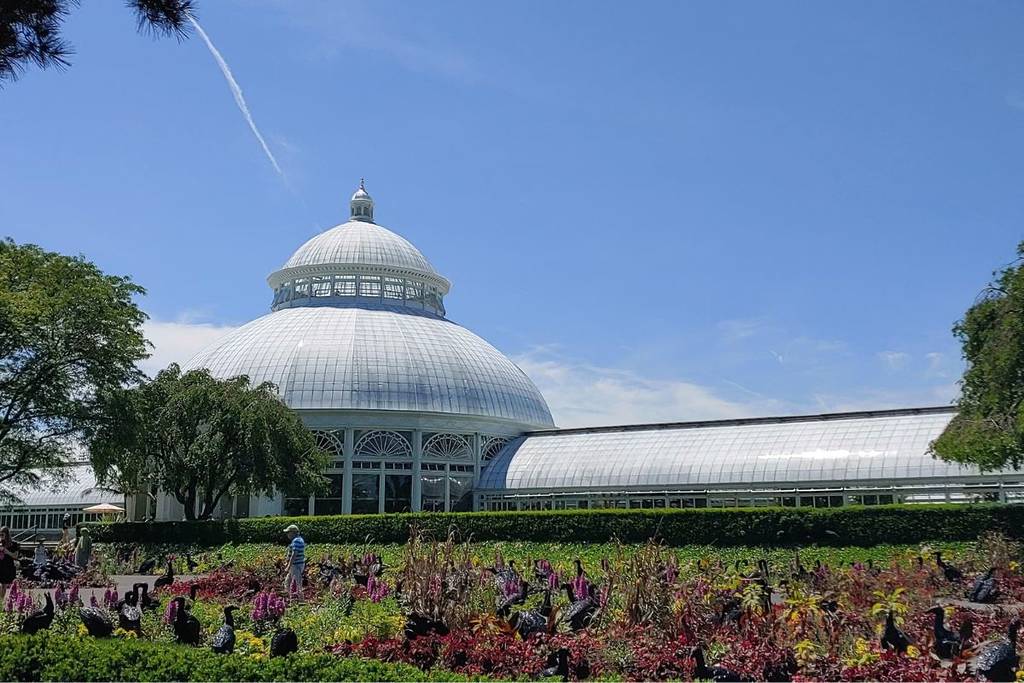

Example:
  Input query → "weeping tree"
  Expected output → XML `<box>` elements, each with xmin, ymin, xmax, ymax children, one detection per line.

<box><xmin>932</xmin><ymin>241</ymin><xmax>1024</xmax><ymax>471</ymax></box>
<box><xmin>1</xmin><ymin>0</ymin><xmax>197</xmax><ymax>84</ymax></box>
<box><xmin>89</xmin><ymin>364</ymin><xmax>328</xmax><ymax>520</ymax></box>
<box><xmin>0</xmin><ymin>239</ymin><xmax>148</xmax><ymax>502</ymax></box>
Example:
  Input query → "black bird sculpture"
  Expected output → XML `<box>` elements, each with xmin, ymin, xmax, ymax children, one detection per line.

<box><xmin>137</xmin><ymin>557</ymin><xmax>157</xmax><ymax>574</ymax></box>
<box><xmin>79</xmin><ymin>605</ymin><xmax>114</xmax><ymax>637</ymax></box>
<box><xmin>211</xmin><ymin>605</ymin><xmax>239</xmax><ymax>654</ymax></box>
<box><xmin>969</xmin><ymin>568</ymin><xmax>999</xmax><ymax>604</ymax></box>
<box><xmin>118</xmin><ymin>585</ymin><xmax>143</xmax><ymax>636</ymax></box>
<box><xmin>509</xmin><ymin>589</ymin><xmax>552</xmax><ymax>639</ymax></box>
<box><xmin>21</xmin><ymin>592</ymin><xmax>54</xmax><ymax>634</ymax></box>
<box><xmin>171</xmin><ymin>596</ymin><xmax>202</xmax><ymax>646</ymax></box>
<box><xmin>926</xmin><ymin>606</ymin><xmax>963</xmax><ymax>660</ymax></box>
<box><xmin>935</xmin><ymin>551</ymin><xmax>964</xmax><ymax>582</ymax></box>
<box><xmin>880</xmin><ymin>610</ymin><xmax>912</xmax><ymax>653</ymax></box>
<box><xmin>973</xmin><ymin>619</ymin><xmax>1020</xmax><ymax>682</ymax></box>
<box><xmin>139</xmin><ymin>582</ymin><xmax>160</xmax><ymax>612</ymax></box>
<box><xmin>541</xmin><ymin>648</ymin><xmax>570</xmax><ymax>681</ymax></box>
<box><xmin>185</xmin><ymin>554</ymin><xmax>198</xmax><ymax>573</ymax></box>
<box><xmin>560</xmin><ymin>581</ymin><xmax>598</xmax><ymax>633</ymax></box>
<box><xmin>270</xmin><ymin>628</ymin><xmax>299</xmax><ymax>658</ymax></box>
<box><xmin>691</xmin><ymin>645</ymin><xmax>747</xmax><ymax>682</ymax></box>
<box><xmin>153</xmin><ymin>560</ymin><xmax>175</xmax><ymax>590</ymax></box>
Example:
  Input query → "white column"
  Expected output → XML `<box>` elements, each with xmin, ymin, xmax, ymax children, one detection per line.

<box><xmin>378</xmin><ymin>467</ymin><xmax>386</xmax><ymax>514</ymax></box>
<box><xmin>342</xmin><ymin>428</ymin><xmax>354</xmax><ymax>514</ymax></box>
<box><xmin>471</xmin><ymin>433</ymin><xmax>482</xmax><ymax>511</ymax></box>
<box><xmin>411</xmin><ymin>430</ymin><xmax>423</xmax><ymax>512</ymax></box>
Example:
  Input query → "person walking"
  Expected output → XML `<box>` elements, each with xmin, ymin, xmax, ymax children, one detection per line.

<box><xmin>0</xmin><ymin>526</ymin><xmax>20</xmax><ymax>603</ymax></box>
<box><xmin>284</xmin><ymin>524</ymin><xmax>305</xmax><ymax>601</ymax></box>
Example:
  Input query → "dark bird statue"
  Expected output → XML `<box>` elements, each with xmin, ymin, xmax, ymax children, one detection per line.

<box><xmin>880</xmin><ymin>611</ymin><xmax>912</xmax><ymax>653</ymax></box>
<box><xmin>185</xmin><ymin>554</ymin><xmax>198</xmax><ymax>573</ymax></box>
<box><xmin>691</xmin><ymin>645</ymin><xmax>748</xmax><ymax>682</ymax></box>
<box><xmin>79</xmin><ymin>605</ymin><xmax>114</xmax><ymax>637</ymax></box>
<box><xmin>137</xmin><ymin>557</ymin><xmax>157</xmax><ymax>574</ymax></box>
<box><xmin>270</xmin><ymin>628</ymin><xmax>299</xmax><ymax>658</ymax></box>
<box><xmin>935</xmin><ymin>551</ymin><xmax>964</xmax><ymax>582</ymax></box>
<box><xmin>969</xmin><ymin>568</ymin><xmax>999</xmax><ymax>604</ymax></box>
<box><xmin>926</xmin><ymin>606</ymin><xmax>963</xmax><ymax>660</ymax></box>
<box><xmin>153</xmin><ymin>560</ymin><xmax>175</xmax><ymax>590</ymax></box>
<box><xmin>973</xmin><ymin>619</ymin><xmax>1019</xmax><ymax>682</ymax></box>
<box><xmin>172</xmin><ymin>596</ymin><xmax>202</xmax><ymax>646</ymax></box>
<box><xmin>139</xmin><ymin>582</ymin><xmax>160</xmax><ymax>612</ymax></box>
<box><xmin>560</xmin><ymin>582</ymin><xmax>598</xmax><ymax>632</ymax></box>
<box><xmin>21</xmin><ymin>592</ymin><xmax>54</xmax><ymax>634</ymax></box>
<box><xmin>508</xmin><ymin>589</ymin><xmax>553</xmax><ymax>639</ymax></box>
<box><xmin>118</xmin><ymin>585</ymin><xmax>143</xmax><ymax>636</ymax></box>
<box><xmin>541</xmin><ymin>647</ymin><xmax>571</xmax><ymax>682</ymax></box>
<box><xmin>211</xmin><ymin>605</ymin><xmax>239</xmax><ymax>654</ymax></box>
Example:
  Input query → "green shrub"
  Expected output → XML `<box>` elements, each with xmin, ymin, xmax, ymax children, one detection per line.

<box><xmin>82</xmin><ymin>503</ymin><xmax>1024</xmax><ymax>548</ymax></box>
<box><xmin>0</xmin><ymin>632</ymin><xmax>479</xmax><ymax>682</ymax></box>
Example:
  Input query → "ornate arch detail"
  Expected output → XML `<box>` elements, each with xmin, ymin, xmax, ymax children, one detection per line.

<box><xmin>423</xmin><ymin>433</ymin><xmax>471</xmax><ymax>460</ymax></box>
<box><xmin>354</xmin><ymin>430</ymin><xmax>411</xmax><ymax>458</ymax></box>
<box><xmin>312</xmin><ymin>430</ymin><xmax>344</xmax><ymax>457</ymax></box>
<box><xmin>481</xmin><ymin>437</ymin><xmax>510</xmax><ymax>462</ymax></box>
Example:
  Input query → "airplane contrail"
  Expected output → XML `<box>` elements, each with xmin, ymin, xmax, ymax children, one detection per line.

<box><xmin>187</xmin><ymin>15</ymin><xmax>287</xmax><ymax>183</ymax></box>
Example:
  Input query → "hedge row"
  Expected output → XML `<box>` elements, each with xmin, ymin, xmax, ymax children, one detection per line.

<box><xmin>84</xmin><ymin>503</ymin><xmax>1024</xmax><ymax>548</ymax></box>
<box><xmin>0</xmin><ymin>633</ymin><xmax>479</xmax><ymax>682</ymax></box>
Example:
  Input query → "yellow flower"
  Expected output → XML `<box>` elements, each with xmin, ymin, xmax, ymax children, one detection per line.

<box><xmin>906</xmin><ymin>645</ymin><xmax>921</xmax><ymax>659</ymax></box>
<box><xmin>77</xmin><ymin>624</ymin><xmax>89</xmax><ymax>637</ymax></box>
<box><xmin>1015</xmin><ymin>669</ymin><xmax>1024</xmax><ymax>681</ymax></box>
<box><xmin>1010</xmin><ymin>561</ymin><xmax>1020</xmax><ymax>572</ymax></box>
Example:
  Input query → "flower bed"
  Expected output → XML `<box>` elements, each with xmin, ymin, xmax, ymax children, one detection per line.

<box><xmin>2</xmin><ymin>531</ymin><xmax>1022</xmax><ymax>681</ymax></box>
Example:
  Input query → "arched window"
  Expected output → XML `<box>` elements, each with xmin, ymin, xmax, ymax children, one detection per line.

<box><xmin>354</xmin><ymin>430</ymin><xmax>411</xmax><ymax>458</ymax></box>
<box><xmin>311</xmin><ymin>430</ymin><xmax>344</xmax><ymax>457</ymax></box>
<box><xmin>423</xmin><ymin>433</ymin><xmax>471</xmax><ymax>459</ymax></box>
<box><xmin>481</xmin><ymin>437</ymin><xmax>510</xmax><ymax>462</ymax></box>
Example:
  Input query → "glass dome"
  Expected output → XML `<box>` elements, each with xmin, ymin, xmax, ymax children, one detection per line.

<box><xmin>184</xmin><ymin>181</ymin><xmax>554</xmax><ymax>430</ymax></box>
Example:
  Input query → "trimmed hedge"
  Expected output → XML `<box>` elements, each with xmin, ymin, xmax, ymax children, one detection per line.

<box><xmin>84</xmin><ymin>503</ymin><xmax>1024</xmax><ymax>548</ymax></box>
<box><xmin>0</xmin><ymin>632</ymin><xmax>479</xmax><ymax>682</ymax></box>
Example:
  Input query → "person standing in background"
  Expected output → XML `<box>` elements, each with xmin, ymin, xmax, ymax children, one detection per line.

<box><xmin>283</xmin><ymin>524</ymin><xmax>305</xmax><ymax>601</ymax></box>
<box><xmin>0</xmin><ymin>527</ymin><xmax>20</xmax><ymax>603</ymax></box>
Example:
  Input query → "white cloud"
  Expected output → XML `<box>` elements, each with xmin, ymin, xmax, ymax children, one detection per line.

<box><xmin>877</xmin><ymin>350</ymin><xmax>910</xmax><ymax>370</ymax></box>
<box><xmin>139</xmin><ymin>319</ymin><xmax>238</xmax><ymax>377</ymax></box>
<box><xmin>513</xmin><ymin>349</ymin><xmax>788</xmax><ymax>428</ymax></box>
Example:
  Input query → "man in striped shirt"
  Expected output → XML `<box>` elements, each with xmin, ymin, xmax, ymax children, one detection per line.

<box><xmin>284</xmin><ymin>524</ymin><xmax>305</xmax><ymax>601</ymax></box>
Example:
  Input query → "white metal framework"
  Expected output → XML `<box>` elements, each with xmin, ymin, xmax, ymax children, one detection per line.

<box><xmin>477</xmin><ymin>407</ymin><xmax>1020</xmax><ymax>511</ymax></box>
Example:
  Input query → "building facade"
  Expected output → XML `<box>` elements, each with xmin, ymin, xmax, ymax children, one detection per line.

<box><xmin>6</xmin><ymin>183</ymin><xmax>1015</xmax><ymax>530</ymax></box>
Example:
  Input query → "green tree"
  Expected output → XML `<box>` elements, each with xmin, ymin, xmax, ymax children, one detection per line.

<box><xmin>0</xmin><ymin>239</ymin><xmax>148</xmax><ymax>501</ymax></box>
<box><xmin>1</xmin><ymin>0</ymin><xmax>196</xmax><ymax>84</ymax></box>
<box><xmin>932</xmin><ymin>241</ymin><xmax>1024</xmax><ymax>471</ymax></box>
<box><xmin>89</xmin><ymin>364</ymin><xmax>328</xmax><ymax>520</ymax></box>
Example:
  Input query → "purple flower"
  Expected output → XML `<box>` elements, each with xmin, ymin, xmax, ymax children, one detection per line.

<box><xmin>163</xmin><ymin>599</ymin><xmax>178</xmax><ymax>625</ymax></box>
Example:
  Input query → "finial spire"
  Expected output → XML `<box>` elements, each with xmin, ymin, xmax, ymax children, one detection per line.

<box><xmin>350</xmin><ymin>178</ymin><xmax>374</xmax><ymax>222</ymax></box>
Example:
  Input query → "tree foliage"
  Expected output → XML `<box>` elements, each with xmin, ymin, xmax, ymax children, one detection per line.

<box><xmin>932</xmin><ymin>241</ymin><xmax>1024</xmax><ymax>471</ymax></box>
<box><xmin>89</xmin><ymin>364</ymin><xmax>329</xmax><ymax>520</ymax></box>
<box><xmin>0</xmin><ymin>239</ymin><xmax>148</xmax><ymax>501</ymax></box>
<box><xmin>1</xmin><ymin>0</ymin><xmax>196</xmax><ymax>84</ymax></box>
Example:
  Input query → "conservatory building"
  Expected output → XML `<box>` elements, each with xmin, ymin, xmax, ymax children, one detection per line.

<box><xmin>162</xmin><ymin>181</ymin><xmax>556</xmax><ymax>520</ymax></box>
<box><xmin>127</xmin><ymin>182</ymin><xmax>1018</xmax><ymax>521</ymax></box>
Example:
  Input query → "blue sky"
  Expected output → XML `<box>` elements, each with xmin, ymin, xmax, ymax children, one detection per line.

<box><xmin>3</xmin><ymin>1</ymin><xmax>1023</xmax><ymax>427</ymax></box>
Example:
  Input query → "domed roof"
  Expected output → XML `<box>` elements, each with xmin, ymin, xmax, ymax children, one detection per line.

<box><xmin>181</xmin><ymin>306</ymin><xmax>555</xmax><ymax>429</ymax></box>
<box><xmin>282</xmin><ymin>220</ymin><xmax>442</xmax><ymax>277</ymax></box>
